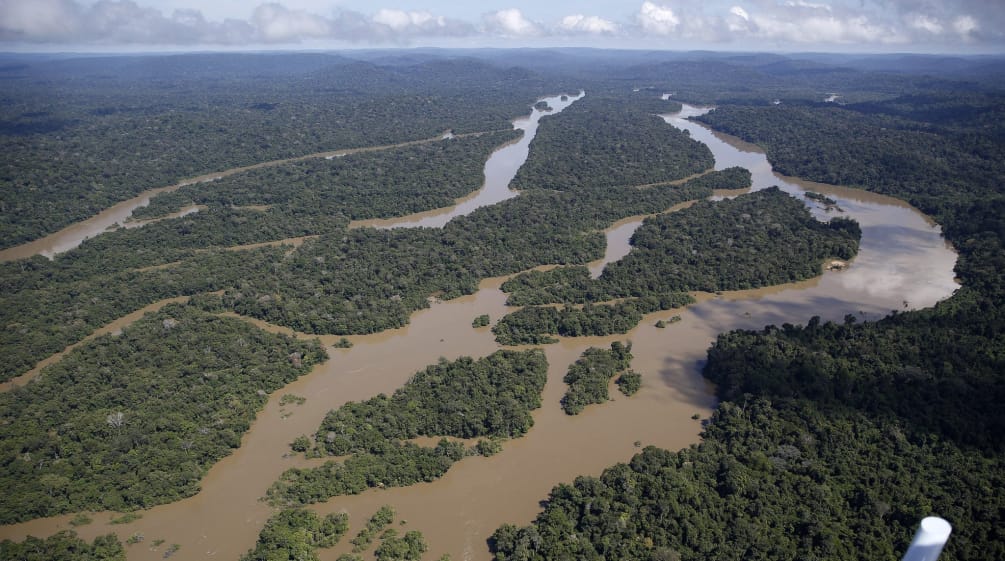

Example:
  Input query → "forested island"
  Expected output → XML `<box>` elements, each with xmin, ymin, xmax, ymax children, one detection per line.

<box><xmin>1</xmin><ymin>49</ymin><xmax>1003</xmax><ymax>561</ymax></box>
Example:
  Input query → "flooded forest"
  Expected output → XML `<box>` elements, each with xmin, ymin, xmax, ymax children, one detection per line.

<box><xmin>1</xmin><ymin>50</ymin><xmax>1003</xmax><ymax>561</ymax></box>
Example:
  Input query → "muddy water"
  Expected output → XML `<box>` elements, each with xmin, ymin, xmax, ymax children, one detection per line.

<box><xmin>664</xmin><ymin>105</ymin><xmax>959</xmax><ymax>311</ymax></box>
<box><xmin>350</xmin><ymin>92</ymin><xmax>585</xmax><ymax>230</ymax></box>
<box><xmin>0</xmin><ymin>103</ymin><xmax>960</xmax><ymax>560</ymax></box>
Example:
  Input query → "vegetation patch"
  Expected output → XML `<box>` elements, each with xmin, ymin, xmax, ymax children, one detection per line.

<box><xmin>351</xmin><ymin>505</ymin><xmax>395</xmax><ymax>553</ymax></box>
<box><xmin>0</xmin><ymin>302</ymin><xmax>326</xmax><ymax>523</ymax></box>
<box><xmin>615</xmin><ymin>371</ymin><xmax>642</xmax><ymax>396</ymax></box>
<box><xmin>562</xmin><ymin>342</ymin><xmax>633</xmax><ymax>415</ymax></box>
<box><xmin>267</xmin><ymin>350</ymin><xmax>547</xmax><ymax>506</ymax></box>
<box><xmin>241</xmin><ymin>508</ymin><xmax>348</xmax><ymax>561</ymax></box>
<box><xmin>0</xmin><ymin>531</ymin><xmax>124</xmax><ymax>561</ymax></box>
<box><xmin>492</xmin><ymin>296</ymin><xmax>693</xmax><ymax>345</ymax></box>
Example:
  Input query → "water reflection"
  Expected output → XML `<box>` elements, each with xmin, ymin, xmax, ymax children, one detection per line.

<box><xmin>663</xmin><ymin>106</ymin><xmax>958</xmax><ymax>310</ymax></box>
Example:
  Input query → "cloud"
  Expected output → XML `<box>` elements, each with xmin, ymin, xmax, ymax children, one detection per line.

<box><xmin>558</xmin><ymin>14</ymin><xmax>619</xmax><ymax>35</ymax></box>
<box><xmin>952</xmin><ymin>15</ymin><xmax>978</xmax><ymax>38</ymax></box>
<box><xmin>252</xmin><ymin>3</ymin><xmax>329</xmax><ymax>42</ymax></box>
<box><xmin>0</xmin><ymin>0</ymin><xmax>1002</xmax><ymax>49</ymax></box>
<box><xmin>0</xmin><ymin>0</ymin><xmax>82</xmax><ymax>40</ymax></box>
<box><xmin>483</xmin><ymin>8</ymin><xmax>541</xmax><ymax>37</ymax></box>
<box><xmin>907</xmin><ymin>14</ymin><xmax>944</xmax><ymax>35</ymax></box>
<box><xmin>0</xmin><ymin>0</ymin><xmax>474</xmax><ymax>45</ymax></box>
<box><xmin>371</xmin><ymin>9</ymin><xmax>473</xmax><ymax>37</ymax></box>
<box><xmin>637</xmin><ymin>1</ymin><xmax>680</xmax><ymax>35</ymax></box>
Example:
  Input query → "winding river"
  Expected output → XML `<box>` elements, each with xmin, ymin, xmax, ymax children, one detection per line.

<box><xmin>350</xmin><ymin>92</ymin><xmax>584</xmax><ymax>230</ymax></box>
<box><xmin>0</xmin><ymin>101</ymin><xmax>959</xmax><ymax>561</ymax></box>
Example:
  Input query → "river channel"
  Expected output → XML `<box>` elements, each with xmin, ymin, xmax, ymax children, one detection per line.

<box><xmin>0</xmin><ymin>102</ymin><xmax>959</xmax><ymax>561</ymax></box>
<box><xmin>350</xmin><ymin>92</ymin><xmax>584</xmax><ymax>229</ymax></box>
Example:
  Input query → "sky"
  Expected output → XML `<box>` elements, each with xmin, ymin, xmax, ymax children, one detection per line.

<box><xmin>1</xmin><ymin>0</ymin><xmax>1003</xmax><ymax>54</ymax></box>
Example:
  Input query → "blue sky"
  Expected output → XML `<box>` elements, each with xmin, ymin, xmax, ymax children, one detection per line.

<box><xmin>2</xmin><ymin>0</ymin><xmax>1003</xmax><ymax>53</ymax></box>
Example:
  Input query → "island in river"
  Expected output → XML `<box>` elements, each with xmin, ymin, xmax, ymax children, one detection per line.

<box><xmin>1</xmin><ymin>50</ymin><xmax>1001</xmax><ymax>561</ymax></box>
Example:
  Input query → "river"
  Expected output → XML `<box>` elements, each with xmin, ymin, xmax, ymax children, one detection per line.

<box><xmin>0</xmin><ymin>133</ymin><xmax>484</xmax><ymax>263</ymax></box>
<box><xmin>349</xmin><ymin>92</ymin><xmax>585</xmax><ymax>230</ymax></box>
<box><xmin>0</xmin><ymin>102</ymin><xmax>959</xmax><ymax>561</ymax></box>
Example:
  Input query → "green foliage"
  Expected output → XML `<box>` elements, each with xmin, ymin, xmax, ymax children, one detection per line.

<box><xmin>240</xmin><ymin>508</ymin><xmax>349</xmax><ymax>561</ymax></box>
<box><xmin>491</xmin><ymin>70</ymin><xmax>1005</xmax><ymax>561</ymax></box>
<box><xmin>0</xmin><ymin>531</ymin><xmax>124</xmax><ymax>561</ymax></box>
<box><xmin>131</xmin><ymin>129</ymin><xmax>520</xmax><ymax>223</ymax></box>
<box><xmin>472</xmin><ymin>314</ymin><xmax>491</xmax><ymax>328</ymax></box>
<box><xmin>374</xmin><ymin>530</ymin><xmax>427</xmax><ymax>561</ymax></box>
<box><xmin>562</xmin><ymin>343</ymin><xmax>633</xmax><ymax>415</ymax></box>
<box><xmin>475</xmin><ymin>439</ymin><xmax>503</xmax><ymax>457</ymax></box>
<box><xmin>108</xmin><ymin>513</ymin><xmax>141</xmax><ymax>525</ymax></box>
<box><xmin>493</xmin><ymin>186</ymin><xmax>857</xmax><ymax>345</ymax></box>
<box><xmin>0</xmin><ymin>303</ymin><xmax>326</xmax><ymax>523</ymax></box>
<box><xmin>268</xmin><ymin>351</ymin><xmax>548</xmax><ymax>506</ymax></box>
<box><xmin>0</xmin><ymin>135</ymin><xmax>744</xmax><ymax>387</ymax></box>
<box><xmin>317</xmin><ymin>350</ymin><xmax>547</xmax><ymax>455</ymax></box>
<box><xmin>615</xmin><ymin>371</ymin><xmax>642</xmax><ymax>396</ymax></box>
<box><xmin>290</xmin><ymin>435</ymin><xmax>311</xmax><ymax>453</ymax></box>
<box><xmin>695</xmin><ymin>103</ymin><xmax>1005</xmax><ymax>224</ymax></box>
<box><xmin>491</xmin><ymin>397</ymin><xmax>1005</xmax><ymax>561</ymax></box>
<box><xmin>0</xmin><ymin>54</ymin><xmax>565</xmax><ymax>248</ymax></box>
<box><xmin>512</xmin><ymin>95</ymin><xmax>713</xmax><ymax>192</ymax></box>
<box><xmin>351</xmin><ymin>506</ymin><xmax>396</xmax><ymax>553</ymax></box>
<box><xmin>704</xmin><ymin>311</ymin><xmax>1005</xmax><ymax>453</ymax></box>
<box><xmin>492</xmin><ymin>295</ymin><xmax>694</xmax><ymax>346</ymax></box>
<box><xmin>502</xmin><ymin>187</ymin><xmax>861</xmax><ymax>305</ymax></box>
<box><xmin>69</xmin><ymin>513</ymin><xmax>93</xmax><ymax>527</ymax></box>
<box><xmin>279</xmin><ymin>394</ymin><xmax>306</xmax><ymax>406</ymax></box>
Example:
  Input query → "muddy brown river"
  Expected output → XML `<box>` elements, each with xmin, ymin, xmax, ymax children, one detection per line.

<box><xmin>0</xmin><ymin>102</ymin><xmax>959</xmax><ymax>561</ymax></box>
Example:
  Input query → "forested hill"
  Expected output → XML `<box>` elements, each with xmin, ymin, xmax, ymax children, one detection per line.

<box><xmin>490</xmin><ymin>54</ymin><xmax>1005</xmax><ymax>561</ymax></box>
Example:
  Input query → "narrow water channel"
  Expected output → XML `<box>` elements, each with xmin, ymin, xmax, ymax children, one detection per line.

<box><xmin>0</xmin><ymin>101</ymin><xmax>959</xmax><ymax>561</ymax></box>
<box><xmin>350</xmin><ymin>92</ymin><xmax>584</xmax><ymax>230</ymax></box>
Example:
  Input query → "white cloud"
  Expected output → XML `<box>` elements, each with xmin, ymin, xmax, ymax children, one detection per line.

<box><xmin>0</xmin><ymin>0</ymin><xmax>476</xmax><ymax>45</ymax></box>
<box><xmin>483</xmin><ymin>8</ymin><xmax>541</xmax><ymax>37</ymax></box>
<box><xmin>0</xmin><ymin>0</ymin><xmax>1002</xmax><ymax>50</ymax></box>
<box><xmin>251</xmin><ymin>3</ymin><xmax>329</xmax><ymax>42</ymax></box>
<box><xmin>727</xmin><ymin>6</ymin><xmax>751</xmax><ymax>32</ymax></box>
<box><xmin>784</xmin><ymin>0</ymin><xmax>833</xmax><ymax>12</ymax></box>
<box><xmin>558</xmin><ymin>14</ymin><xmax>619</xmax><ymax>34</ymax></box>
<box><xmin>374</xmin><ymin>9</ymin><xmax>437</xmax><ymax>31</ymax></box>
<box><xmin>637</xmin><ymin>1</ymin><xmax>680</xmax><ymax>35</ymax></box>
<box><xmin>952</xmin><ymin>15</ymin><xmax>977</xmax><ymax>37</ymax></box>
<box><xmin>907</xmin><ymin>14</ymin><xmax>944</xmax><ymax>35</ymax></box>
<box><xmin>0</xmin><ymin>0</ymin><xmax>81</xmax><ymax>39</ymax></box>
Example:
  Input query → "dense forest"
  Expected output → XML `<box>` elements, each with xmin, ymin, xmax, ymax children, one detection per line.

<box><xmin>0</xmin><ymin>99</ymin><xmax>747</xmax><ymax>384</ymax></box>
<box><xmin>492</xmin><ymin>295</ymin><xmax>693</xmax><ymax>345</ymax></box>
<box><xmin>240</xmin><ymin>508</ymin><xmax>348</xmax><ymax>561</ymax></box>
<box><xmin>489</xmin><ymin>53</ymin><xmax>1005</xmax><ymax>561</ymax></box>
<box><xmin>0</xmin><ymin>531</ymin><xmax>123</xmax><ymax>561</ymax></box>
<box><xmin>492</xmin><ymin>187</ymin><xmax>860</xmax><ymax>343</ymax></box>
<box><xmin>502</xmin><ymin>186</ymin><xmax>859</xmax><ymax>304</ymax></box>
<box><xmin>0</xmin><ymin>302</ymin><xmax>326</xmax><ymax>523</ymax></box>
<box><xmin>0</xmin><ymin>54</ymin><xmax>569</xmax><ymax>247</ymax></box>
<box><xmin>2</xmin><ymin>50</ymin><xmax>1004</xmax><ymax>561</ymax></box>
<box><xmin>129</xmin><ymin>129</ymin><xmax>521</xmax><ymax>222</ymax></box>
<box><xmin>267</xmin><ymin>350</ymin><xmax>547</xmax><ymax>506</ymax></box>
<box><xmin>511</xmin><ymin>94</ymin><xmax>712</xmax><ymax>192</ymax></box>
<box><xmin>561</xmin><ymin>343</ymin><xmax>633</xmax><ymax>415</ymax></box>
